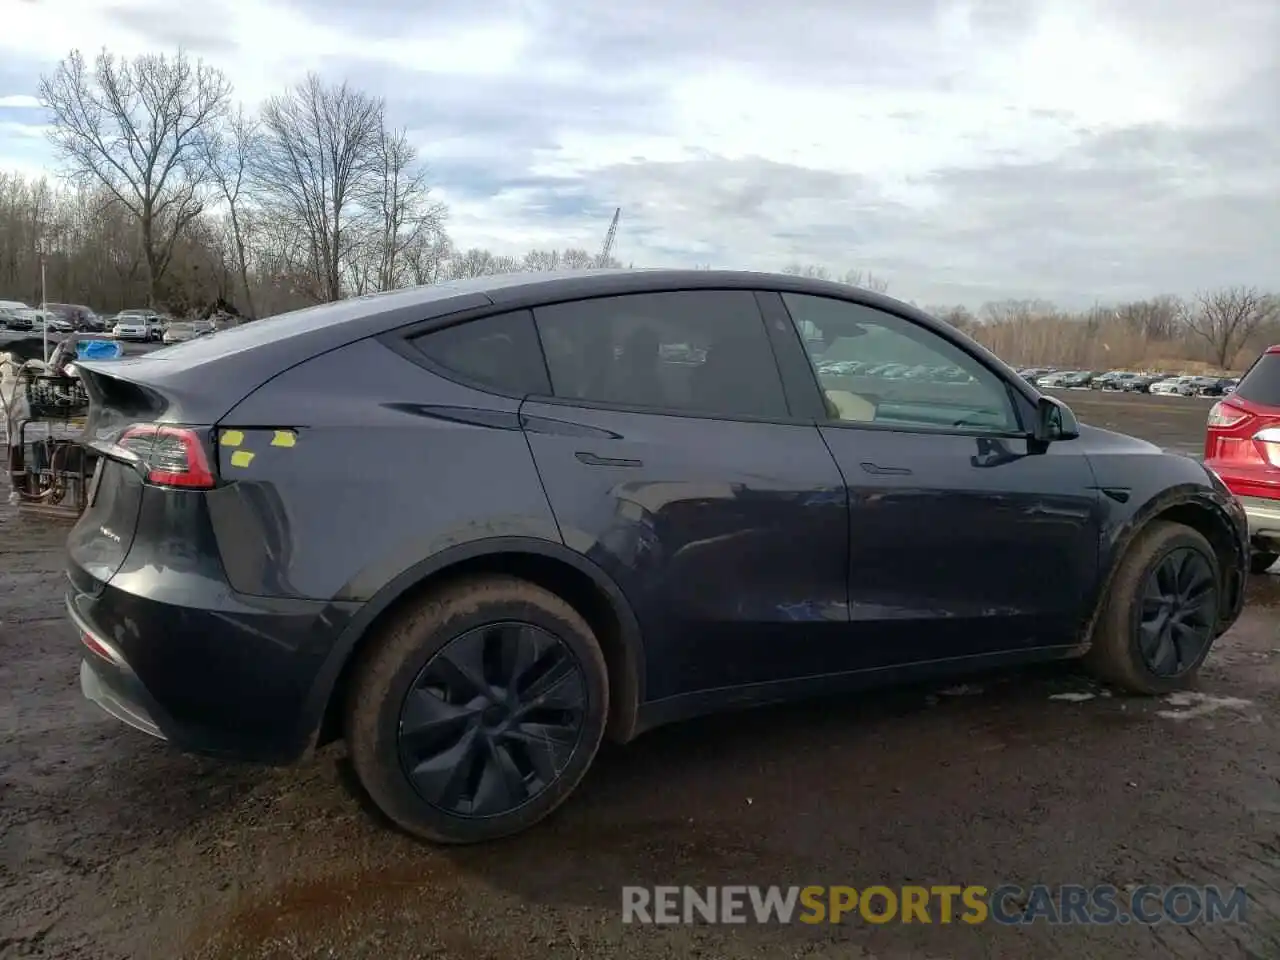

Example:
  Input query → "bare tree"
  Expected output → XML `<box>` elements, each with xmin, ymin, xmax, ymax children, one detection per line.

<box><xmin>782</xmin><ymin>262</ymin><xmax>830</xmax><ymax>280</ymax></box>
<box><xmin>928</xmin><ymin>304</ymin><xmax>976</xmax><ymax>330</ymax></box>
<box><xmin>1181</xmin><ymin>287</ymin><xmax>1280</xmax><ymax>368</ymax></box>
<box><xmin>201</xmin><ymin>105</ymin><xmax>258</xmax><ymax>317</ymax></box>
<box><xmin>404</xmin><ymin>232</ymin><xmax>453</xmax><ymax>286</ymax></box>
<box><xmin>782</xmin><ymin>263</ymin><xmax>888</xmax><ymax>292</ymax></box>
<box><xmin>560</xmin><ymin>248</ymin><xmax>601</xmax><ymax>270</ymax></box>
<box><xmin>522</xmin><ymin>249</ymin><xmax>562</xmax><ymax>272</ymax></box>
<box><xmin>1115</xmin><ymin>295</ymin><xmax>1181</xmax><ymax>341</ymax></box>
<box><xmin>445</xmin><ymin>248</ymin><xmax>521</xmax><ymax>279</ymax></box>
<box><xmin>837</xmin><ymin>269</ymin><xmax>889</xmax><ymax>294</ymax></box>
<box><xmin>363</xmin><ymin>124</ymin><xmax>446</xmax><ymax>291</ymax></box>
<box><xmin>253</xmin><ymin>74</ymin><xmax>383</xmax><ymax>302</ymax></box>
<box><xmin>980</xmin><ymin>299</ymin><xmax>1056</xmax><ymax>324</ymax></box>
<box><xmin>39</xmin><ymin>48</ymin><xmax>230</xmax><ymax>306</ymax></box>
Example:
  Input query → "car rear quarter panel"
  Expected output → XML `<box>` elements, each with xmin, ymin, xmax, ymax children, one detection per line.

<box><xmin>207</xmin><ymin>337</ymin><xmax>562</xmax><ymax>602</ymax></box>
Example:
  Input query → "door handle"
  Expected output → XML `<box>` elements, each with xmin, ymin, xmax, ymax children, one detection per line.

<box><xmin>860</xmin><ymin>461</ymin><xmax>912</xmax><ymax>476</ymax></box>
<box><xmin>576</xmin><ymin>452</ymin><xmax>644</xmax><ymax>468</ymax></box>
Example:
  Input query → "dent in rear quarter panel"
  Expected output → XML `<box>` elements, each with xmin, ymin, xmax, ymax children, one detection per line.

<box><xmin>209</xmin><ymin>337</ymin><xmax>562</xmax><ymax>601</ymax></box>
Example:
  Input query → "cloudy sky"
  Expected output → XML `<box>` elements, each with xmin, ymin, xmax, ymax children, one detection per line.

<box><xmin>0</xmin><ymin>0</ymin><xmax>1277</xmax><ymax>307</ymax></box>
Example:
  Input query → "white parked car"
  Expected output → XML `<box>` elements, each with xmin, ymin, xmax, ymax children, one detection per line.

<box><xmin>1149</xmin><ymin>376</ymin><xmax>1194</xmax><ymax>396</ymax></box>
<box><xmin>112</xmin><ymin>311</ymin><xmax>163</xmax><ymax>341</ymax></box>
<box><xmin>161</xmin><ymin>321</ymin><xmax>199</xmax><ymax>345</ymax></box>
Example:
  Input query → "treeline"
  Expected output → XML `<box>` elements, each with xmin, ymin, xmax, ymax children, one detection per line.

<box><xmin>2</xmin><ymin>46</ymin><xmax>1276</xmax><ymax>373</ymax></box>
<box><xmin>0</xmin><ymin>169</ymin><xmax>621</xmax><ymax>319</ymax></box>
<box><xmin>930</xmin><ymin>293</ymin><xmax>1280</xmax><ymax>374</ymax></box>
<box><xmin>4</xmin><ymin>48</ymin><xmax>627</xmax><ymax>319</ymax></box>
<box><xmin>776</xmin><ymin>266</ymin><xmax>1279</xmax><ymax>374</ymax></box>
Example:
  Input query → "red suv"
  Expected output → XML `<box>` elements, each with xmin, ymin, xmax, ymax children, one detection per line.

<box><xmin>1205</xmin><ymin>346</ymin><xmax>1280</xmax><ymax>572</ymax></box>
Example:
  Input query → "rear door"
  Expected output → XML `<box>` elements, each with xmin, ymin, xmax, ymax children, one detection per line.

<box><xmin>768</xmin><ymin>291</ymin><xmax>1102</xmax><ymax>665</ymax></box>
<box><xmin>520</xmin><ymin>289</ymin><xmax>850</xmax><ymax>701</ymax></box>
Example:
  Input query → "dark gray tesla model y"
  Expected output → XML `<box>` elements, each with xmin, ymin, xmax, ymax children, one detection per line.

<box><xmin>66</xmin><ymin>270</ymin><xmax>1248</xmax><ymax>843</ymax></box>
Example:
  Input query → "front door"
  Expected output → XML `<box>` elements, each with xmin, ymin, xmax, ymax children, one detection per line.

<box><xmin>521</xmin><ymin>289</ymin><xmax>850</xmax><ymax>702</ymax></box>
<box><xmin>773</xmin><ymin>291</ymin><xmax>1102</xmax><ymax>667</ymax></box>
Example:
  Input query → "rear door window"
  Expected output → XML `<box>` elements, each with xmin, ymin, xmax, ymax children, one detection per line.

<box><xmin>532</xmin><ymin>290</ymin><xmax>789</xmax><ymax>419</ymax></box>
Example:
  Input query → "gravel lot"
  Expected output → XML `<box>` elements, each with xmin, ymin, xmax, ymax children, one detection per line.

<box><xmin>2</xmin><ymin>389</ymin><xmax>1278</xmax><ymax>960</ymax></box>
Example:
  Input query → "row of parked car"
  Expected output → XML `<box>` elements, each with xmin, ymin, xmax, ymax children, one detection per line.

<box><xmin>0</xmin><ymin>299</ymin><xmax>91</xmax><ymax>335</ymax></box>
<box><xmin>108</xmin><ymin>311</ymin><xmax>216</xmax><ymax>343</ymax></box>
<box><xmin>814</xmin><ymin>359</ymin><xmax>975</xmax><ymax>383</ymax></box>
<box><xmin>0</xmin><ymin>299</ymin><xmax>216</xmax><ymax>345</ymax></box>
<box><xmin>1017</xmin><ymin>367</ymin><xmax>1238</xmax><ymax>397</ymax></box>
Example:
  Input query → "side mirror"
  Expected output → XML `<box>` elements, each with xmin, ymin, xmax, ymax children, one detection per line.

<box><xmin>1033</xmin><ymin>396</ymin><xmax>1080</xmax><ymax>443</ymax></box>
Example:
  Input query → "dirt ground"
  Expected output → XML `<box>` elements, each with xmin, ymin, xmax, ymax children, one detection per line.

<box><xmin>3</xmin><ymin>389</ymin><xmax>1279</xmax><ymax>960</ymax></box>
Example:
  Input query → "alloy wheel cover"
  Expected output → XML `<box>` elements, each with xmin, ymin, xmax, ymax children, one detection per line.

<box><xmin>1135</xmin><ymin>547</ymin><xmax>1218</xmax><ymax>678</ymax></box>
<box><xmin>397</xmin><ymin>621</ymin><xmax>589</xmax><ymax>818</ymax></box>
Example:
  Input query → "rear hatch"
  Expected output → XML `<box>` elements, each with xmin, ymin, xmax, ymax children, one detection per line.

<box><xmin>65</xmin><ymin>341</ymin><xmax>297</xmax><ymax>592</ymax></box>
<box><xmin>66</xmin><ymin>364</ymin><xmax>225</xmax><ymax>594</ymax></box>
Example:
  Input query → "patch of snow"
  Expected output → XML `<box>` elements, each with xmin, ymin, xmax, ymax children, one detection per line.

<box><xmin>938</xmin><ymin>684</ymin><xmax>983</xmax><ymax>696</ymax></box>
<box><xmin>1156</xmin><ymin>691</ymin><xmax>1254</xmax><ymax>721</ymax></box>
<box><xmin>1049</xmin><ymin>692</ymin><xmax>1096</xmax><ymax>702</ymax></box>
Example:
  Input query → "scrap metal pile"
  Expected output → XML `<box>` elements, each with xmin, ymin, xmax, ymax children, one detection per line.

<box><xmin>1</xmin><ymin>336</ymin><xmax>120</xmax><ymax>519</ymax></box>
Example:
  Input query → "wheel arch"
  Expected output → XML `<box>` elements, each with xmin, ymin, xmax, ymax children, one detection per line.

<box><xmin>1079</xmin><ymin>487</ymin><xmax>1247</xmax><ymax>653</ymax></box>
<box><xmin>305</xmin><ymin>538</ymin><xmax>646</xmax><ymax>751</ymax></box>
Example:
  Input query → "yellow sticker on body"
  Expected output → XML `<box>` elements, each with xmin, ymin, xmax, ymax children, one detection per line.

<box><xmin>220</xmin><ymin>430</ymin><xmax>245</xmax><ymax>447</ymax></box>
<box><xmin>271</xmin><ymin>430</ymin><xmax>297</xmax><ymax>448</ymax></box>
<box><xmin>229</xmin><ymin>450</ymin><xmax>255</xmax><ymax>468</ymax></box>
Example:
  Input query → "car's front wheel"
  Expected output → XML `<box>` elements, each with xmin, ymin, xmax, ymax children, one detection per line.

<box><xmin>1084</xmin><ymin>521</ymin><xmax>1221</xmax><ymax>694</ymax></box>
<box><xmin>345</xmin><ymin>575</ymin><xmax>609</xmax><ymax>844</ymax></box>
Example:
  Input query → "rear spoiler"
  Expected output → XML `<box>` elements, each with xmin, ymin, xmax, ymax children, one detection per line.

<box><xmin>74</xmin><ymin>350</ymin><xmax>261</xmax><ymax>437</ymax></box>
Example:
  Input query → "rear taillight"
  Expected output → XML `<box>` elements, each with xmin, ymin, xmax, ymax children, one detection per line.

<box><xmin>119</xmin><ymin>424</ymin><xmax>215</xmax><ymax>489</ymax></box>
<box><xmin>1207</xmin><ymin>402</ymin><xmax>1249</xmax><ymax>428</ymax></box>
<box><xmin>1253</xmin><ymin>427</ymin><xmax>1280</xmax><ymax>467</ymax></box>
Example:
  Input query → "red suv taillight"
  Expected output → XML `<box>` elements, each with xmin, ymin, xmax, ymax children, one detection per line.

<box><xmin>119</xmin><ymin>424</ymin><xmax>216</xmax><ymax>489</ymax></box>
<box><xmin>1207</xmin><ymin>401</ymin><xmax>1250</xmax><ymax>428</ymax></box>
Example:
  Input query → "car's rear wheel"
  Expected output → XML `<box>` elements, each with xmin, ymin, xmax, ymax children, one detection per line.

<box><xmin>344</xmin><ymin>575</ymin><xmax>608</xmax><ymax>844</ymax></box>
<box><xmin>1084</xmin><ymin>521</ymin><xmax>1221</xmax><ymax>694</ymax></box>
<box><xmin>1250</xmin><ymin>551</ymin><xmax>1278</xmax><ymax>575</ymax></box>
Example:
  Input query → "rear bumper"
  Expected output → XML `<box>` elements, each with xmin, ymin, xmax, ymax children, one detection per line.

<box><xmin>1238</xmin><ymin>496</ymin><xmax>1280</xmax><ymax>549</ymax></box>
<box><xmin>80</xmin><ymin>657</ymin><xmax>166</xmax><ymax>740</ymax></box>
<box><xmin>67</xmin><ymin>562</ymin><xmax>359</xmax><ymax>765</ymax></box>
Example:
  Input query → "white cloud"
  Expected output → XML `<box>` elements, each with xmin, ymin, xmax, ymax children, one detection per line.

<box><xmin>0</xmin><ymin>0</ymin><xmax>1275</xmax><ymax>305</ymax></box>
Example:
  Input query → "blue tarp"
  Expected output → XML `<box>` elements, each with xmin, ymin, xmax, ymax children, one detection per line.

<box><xmin>76</xmin><ymin>340</ymin><xmax>123</xmax><ymax>360</ymax></box>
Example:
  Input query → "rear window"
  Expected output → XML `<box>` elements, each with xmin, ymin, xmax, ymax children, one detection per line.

<box><xmin>1233</xmin><ymin>352</ymin><xmax>1280</xmax><ymax>407</ymax></box>
<box><xmin>410</xmin><ymin>310</ymin><xmax>550</xmax><ymax>396</ymax></box>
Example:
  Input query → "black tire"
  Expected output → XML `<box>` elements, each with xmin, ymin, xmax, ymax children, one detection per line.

<box><xmin>1083</xmin><ymin>521</ymin><xmax>1221</xmax><ymax>695</ymax></box>
<box><xmin>1250</xmin><ymin>551</ymin><xmax>1278</xmax><ymax>575</ymax></box>
<box><xmin>344</xmin><ymin>575</ymin><xmax>608</xmax><ymax>844</ymax></box>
